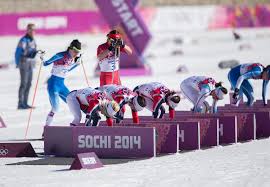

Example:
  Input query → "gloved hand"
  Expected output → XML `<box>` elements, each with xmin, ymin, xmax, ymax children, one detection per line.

<box><xmin>119</xmin><ymin>99</ymin><xmax>128</xmax><ymax>109</ymax></box>
<box><xmin>37</xmin><ymin>50</ymin><xmax>45</xmax><ymax>61</ymax></box>
<box><xmin>30</xmin><ymin>50</ymin><xmax>38</xmax><ymax>58</ymax></box>
<box><xmin>152</xmin><ymin>105</ymin><xmax>165</xmax><ymax>119</ymax></box>
<box><xmin>116</xmin><ymin>39</ymin><xmax>125</xmax><ymax>48</ymax></box>
<box><xmin>158</xmin><ymin>105</ymin><xmax>165</xmax><ymax>118</ymax></box>
<box><xmin>232</xmin><ymin>88</ymin><xmax>240</xmax><ymax>100</ymax></box>
<box><xmin>108</xmin><ymin>39</ymin><xmax>117</xmax><ymax>51</ymax></box>
<box><xmin>40</xmin><ymin>55</ymin><xmax>44</xmax><ymax>62</ymax></box>
<box><xmin>115</xmin><ymin>112</ymin><xmax>124</xmax><ymax>124</ymax></box>
<box><xmin>85</xmin><ymin>114</ymin><xmax>91</xmax><ymax>126</ymax></box>
<box><xmin>215</xmin><ymin>82</ymin><xmax>223</xmax><ymax>88</ymax></box>
<box><xmin>74</xmin><ymin>54</ymin><xmax>82</xmax><ymax>64</ymax></box>
<box><xmin>108</xmin><ymin>45</ymin><xmax>115</xmax><ymax>51</ymax></box>
<box><xmin>152</xmin><ymin>110</ymin><xmax>159</xmax><ymax>119</ymax></box>
<box><xmin>91</xmin><ymin>112</ymin><xmax>101</xmax><ymax>127</ymax></box>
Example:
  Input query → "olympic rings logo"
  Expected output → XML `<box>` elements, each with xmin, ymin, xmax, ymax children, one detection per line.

<box><xmin>0</xmin><ymin>149</ymin><xmax>9</xmax><ymax>156</ymax></box>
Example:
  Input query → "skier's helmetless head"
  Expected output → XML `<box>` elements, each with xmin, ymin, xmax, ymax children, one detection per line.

<box><xmin>68</xmin><ymin>39</ymin><xmax>81</xmax><ymax>58</ymax></box>
<box><xmin>26</xmin><ymin>23</ymin><xmax>35</xmax><ymax>38</ymax></box>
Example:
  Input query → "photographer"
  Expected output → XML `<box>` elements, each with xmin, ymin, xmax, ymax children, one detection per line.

<box><xmin>97</xmin><ymin>30</ymin><xmax>132</xmax><ymax>86</ymax></box>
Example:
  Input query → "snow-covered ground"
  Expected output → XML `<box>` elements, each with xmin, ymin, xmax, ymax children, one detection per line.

<box><xmin>1</xmin><ymin>25</ymin><xmax>270</xmax><ymax>186</ymax></box>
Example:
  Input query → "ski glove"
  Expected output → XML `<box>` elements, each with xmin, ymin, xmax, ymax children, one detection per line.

<box><xmin>85</xmin><ymin>114</ymin><xmax>91</xmax><ymax>126</ymax></box>
<box><xmin>108</xmin><ymin>45</ymin><xmax>115</xmax><ymax>51</ymax></box>
<box><xmin>74</xmin><ymin>54</ymin><xmax>82</xmax><ymax>64</ymax></box>
<box><xmin>232</xmin><ymin>88</ymin><xmax>240</xmax><ymax>100</ymax></box>
<box><xmin>115</xmin><ymin>112</ymin><xmax>124</xmax><ymax>124</ymax></box>
<box><xmin>117</xmin><ymin>39</ymin><xmax>125</xmax><ymax>48</ymax></box>
<box><xmin>37</xmin><ymin>50</ymin><xmax>45</xmax><ymax>61</ymax></box>
<box><xmin>153</xmin><ymin>105</ymin><xmax>165</xmax><ymax>119</ymax></box>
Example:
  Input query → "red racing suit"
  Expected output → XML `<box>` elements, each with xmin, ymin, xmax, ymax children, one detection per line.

<box><xmin>75</xmin><ymin>87</ymin><xmax>113</xmax><ymax>126</ymax></box>
<box><xmin>134</xmin><ymin>82</ymin><xmax>175</xmax><ymax>119</ymax></box>
<box><xmin>97</xmin><ymin>43</ymin><xmax>126</xmax><ymax>86</ymax></box>
<box><xmin>98</xmin><ymin>84</ymin><xmax>140</xmax><ymax>123</ymax></box>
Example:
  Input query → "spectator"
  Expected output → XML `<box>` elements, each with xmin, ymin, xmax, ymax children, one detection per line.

<box><xmin>15</xmin><ymin>23</ymin><xmax>37</xmax><ymax>109</ymax></box>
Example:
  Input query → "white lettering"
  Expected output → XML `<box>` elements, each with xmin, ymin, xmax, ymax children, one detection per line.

<box><xmin>78</xmin><ymin>135</ymin><xmax>85</xmax><ymax>148</ymax></box>
<box><xmin>119</xmin><ymin>11</ymin><xmax>132</xmax><ymax>23</ymax></box>
<box><xmin>110</xmin><ymin>0</ymin><xmax>144</xmax><ymax>37</ymax></box>
<box><xmin>94</xmin><ymin>136</ymin><xmax>99</xmax><ymax>148</ymax></box>
<box><xmin>114</xmin><ymin>136</ymin><xmax>122</xmax><ymax>149</ymax></box>
<box><xmin>99</xmin><ymin>136</ymin><xmax>107</xmax><ymax>148</ymax></box>
<box><xmin>85</xmin><ymin>135</ymin><xmax>93</xmax><ymax>148</ymax></box>
<box><xmin>111</xmin><ymin>0</ymin><xmax>123</xmax><ymax>7</ymax></box>
<box><xmin>126</xmin><ymin>18</ymin><xmax>138</xmax><ymax>30</ymax></box>
<box><xmin>122</xmin><ymin>136</ymin><xmax>129</xmax><ymax>149</ymax></box>
<box><xmin>129</xmin><ymin>20</ymin><xmax>143</xmax><ymax>36</ymax></box>
<box><xmin>82</xmin><ymin>157</ymin><xmax>96</xmax><ymax>165</ymax></box>
<box><xmin>108</xmin><ymin>135</ymin><xmax>111</xmax><ymax>148</ymax></box>
<box><xmin>17</xmin><ymin>16</ymin><xmax>67</xmax><ymax>31</ymax></box>
<box><xmin>179</xmin><ymin>130</ymin><xmax>185</xmax><ymax>142</ymax></box>
<box><xmin>133</xmin><ymin>136</ymin><xmax>141</xmax><ymax>149</ymax></box>
<box><xmin>78</xmin><ymin>135</ymin><xmax>141</xmax><ymax>149</ymax></box>
<box><xmin>18</xmin><ymin>17</ymin><xmax>44</xmax><ymax>30</ymax></box>
<box><xmin>130</xmin><ymin>135</ymin><xmax>133</xmax><ymax>149</ymax></box>
<box><xmin>117</xmin><ymin>2</ymin><xmax>129</xmax><ymax>13</ymax></box>
<box><xmin>45</xmin><ymin>16</ymin><xmax>67</xmax><ymax>29</ymax></box>
<box><xmin>132</xmin><ymin>27</ymin><xmax>143</xmax><ymax>36</ymax></box>
<box><xmin>78</xmin><ymin>135</ymin><xmax>113</xmax><ymax>149</ymax></box>
<box><xmin>219</xmin><ymin>124</ymin><xmax>224</xmax><ymax>136</ymax></box>
<box><xmin>114</xmin><ymin>136</ymin><xmax>141</xmax><ymax>149</ymax></box>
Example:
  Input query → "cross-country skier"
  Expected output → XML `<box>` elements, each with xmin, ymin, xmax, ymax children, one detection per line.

<box><xmin>66</xmin><ymin>87</ymin><xmax>120</xmax><ymax>127</ymax></box>
<box><xmin>180</xmin><ymin>76</ymin><xmax>228</xmax><ymax>113</ymax></box>
<box><xmin>43</xmin><ymin>39</ymin><xmax>82</xmax><ymax>126</ymax></box>
<box><xmin>97</xmin><ymin>84</ymin><xmax>146</xmax><ymax>123</ymax></box>
<box><xmin>133</xmin><ymin>82</ymin><xmax>180</xmax><ymax>119</ymax></box>
<box><xmin>228</xmin><ymin>63</ymin><xmax>270</xmax><ymax>106</ymax></box>
<box><xmin>97</xmin><ymin>30</ymin><xmax>132</xmax><ymax>86</ymax></box>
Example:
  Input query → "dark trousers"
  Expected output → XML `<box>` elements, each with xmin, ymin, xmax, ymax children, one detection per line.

<box><xmin>18</xmin><ymin>60</ymin><xmax>33</xmax><ymax>106</ymax></box>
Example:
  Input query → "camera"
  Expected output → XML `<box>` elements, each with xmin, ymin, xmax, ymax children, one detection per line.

<box><xmin>115</xmin><ymin>39</ymin><xmax>122</xmax><ymax>46</ymax></box>
<box><xmin>110</xmin><ymin>39</ymin><xmax>122</xmax><ymax>47</ymax></box>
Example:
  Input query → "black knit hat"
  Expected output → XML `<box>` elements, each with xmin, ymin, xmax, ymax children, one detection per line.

<box><xmin>69</xmin><ymin>39</ymin><xmax>81</xmax><ymax>52</ymax></box>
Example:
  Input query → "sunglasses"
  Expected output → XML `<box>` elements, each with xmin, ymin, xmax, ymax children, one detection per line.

<box><xmin>71</xmin><ymin>46</ymin><xmax>81</xmax><ymax>53</ymax></box>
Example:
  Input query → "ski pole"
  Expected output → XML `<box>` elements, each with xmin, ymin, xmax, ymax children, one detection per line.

<box><xmin>112</xmin><ymin>46</ymin><xmax>120</xmax><ymax>84</ymax></box>
<box><xmin>24</xmin><ymin>51</ymin><xmax>44</xmax><ymax>139</ymax></box>
<box><xmin>112</xmin><ymin>48</ymin><xmax>116</xmax><ymax>84</ymax></box>
<box><xmin>81</xmin><ymin>58</ymin><xmax>90</xmax><ymax>87</ymax></box>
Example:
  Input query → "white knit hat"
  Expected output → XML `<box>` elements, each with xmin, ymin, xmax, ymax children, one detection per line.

<box><xmin>101</xmin><ymin>101</ymin><xmax>120</xmax><ymax>117</ymax></box>
<box><xmin>214</xmin><ymin>87</ymin><xmax>226</xmax><ymax>100</ymax></box>
<box><xmin>131</xmin><ymin>95</ymin><xmax>145</xmax><ymax>111</ymax></box>
<box><xmin>166</xmin><ymin>93</ymin><xmax>180</xmax><ymax>109</ymax></box>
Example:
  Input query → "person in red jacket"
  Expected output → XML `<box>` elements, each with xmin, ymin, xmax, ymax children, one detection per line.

<box><xmin>97</xmin><ymin>84</ymin><xmax>146</xmax><ymax>124</ymax></box>
<box><xmin>97</xmin><ymin>30</ymin><xmax>132</xmax><ymax>86</ymax></box>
